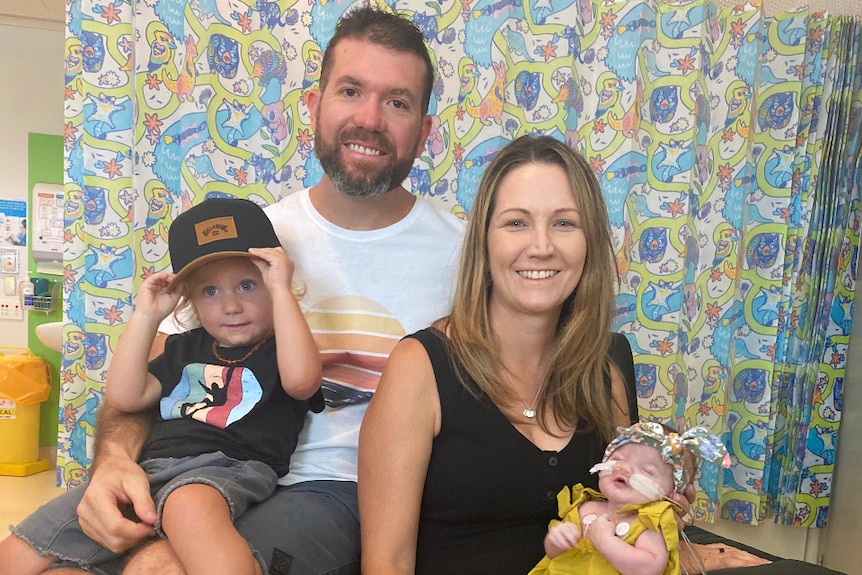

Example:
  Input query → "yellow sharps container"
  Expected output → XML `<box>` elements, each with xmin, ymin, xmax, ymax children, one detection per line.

<box><xmin>0</xmin><ymin>347</ymin><xmax>51</xmax><ymax>476</ymax></box>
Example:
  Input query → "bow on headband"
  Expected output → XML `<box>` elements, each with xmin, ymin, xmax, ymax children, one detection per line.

<box><xmin>602</xmin><ymin>421</ymin><xmax>731</xmax><ymax>493</ymax></box>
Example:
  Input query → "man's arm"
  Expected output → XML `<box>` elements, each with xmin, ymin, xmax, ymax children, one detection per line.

<box><xmin>76</xmin><ymin>403</ymin><xmax>159</xmax><ymax>553</ymax></box>
<box><xmin>90</xmin><ymin>403</ymin><xmax>153</xmax><ymax>472</ymax></box>
<box><xmin>92</xmin><ymin>285</ymin><xmax>171</xmax><ymax>472</ymax></box>
<box><xmin>75</xmin><ymin>331</ymin><xmax>167</xmax><ymax>553</ymax></box>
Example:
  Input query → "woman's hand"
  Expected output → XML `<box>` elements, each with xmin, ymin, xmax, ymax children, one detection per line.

<box><xmin>669</xmin><ymin>484</ymin><xmax>695</xmax><ymax>531</ymax></box>
<box><xmin>680</xmin><ymin>542</ymin><xmax>772</xmax><ymax>571</ymax></box>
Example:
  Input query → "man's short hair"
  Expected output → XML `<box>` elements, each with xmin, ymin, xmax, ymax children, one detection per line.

<box><xmin>319</xmin><ymin>6</ymin><xmax>435</xmax><ymax>115</ymax></box>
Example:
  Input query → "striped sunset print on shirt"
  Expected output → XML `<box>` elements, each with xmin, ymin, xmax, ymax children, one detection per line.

<box><xmin>305</xmin><ymin>295</ymin><xmax>407</xmax><ymax>407</ymax></box>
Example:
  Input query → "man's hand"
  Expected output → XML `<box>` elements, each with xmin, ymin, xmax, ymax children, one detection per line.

<box><xmin>77</xmin><ymin>454</ymin><xmax>157</xmax><ymax>553</ymax></box>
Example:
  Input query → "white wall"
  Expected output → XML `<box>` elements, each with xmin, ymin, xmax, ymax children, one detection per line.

<box><xmin>0</xmin><ymin>23</ymin><xmax>63</xmax><ymax>346</ymax></box>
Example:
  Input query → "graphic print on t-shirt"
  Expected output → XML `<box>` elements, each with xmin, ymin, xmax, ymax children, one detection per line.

<box><xmin>304</xmin><ymin>295</ymin><xmax>406</xmax><ymax>408</ymax></box>
<box><xmin>160</xmin><ymin>363</ymin><xmax>264</xmax><ymax>428</ymax></box>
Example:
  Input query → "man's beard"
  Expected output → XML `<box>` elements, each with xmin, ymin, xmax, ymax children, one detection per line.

<box><xmin>315</xmin><ymin>128</ymin><xmax>418</xmax><ymax>199</ymax></box>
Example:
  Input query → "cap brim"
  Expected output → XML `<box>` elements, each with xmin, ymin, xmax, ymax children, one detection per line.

<box><xmin>168</xmin><ymin>251</ymin><xmax>258</xmax><ymax>291</ymax></box>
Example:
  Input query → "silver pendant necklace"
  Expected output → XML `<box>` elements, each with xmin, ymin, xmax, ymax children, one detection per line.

<box><xmin>520</xmin><ymin>386</ymin><xmax>542</xmax><ymax>418</ymax></box>
<box><xmin>505</xmin><ymin>368</ymin><xmax>545</xmax><ymax>419</ymax></box>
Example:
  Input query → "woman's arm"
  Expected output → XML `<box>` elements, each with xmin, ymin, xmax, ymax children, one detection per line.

<box><xmin>680</xmin><ymin>541</ymin><xmax>771</xmax><ymax>571</ymax></box>
<box><xmin>358</xmin><ymin>337</ymin><xmax>441</xmax><ymax>575</ymax></box>
<box><xmin>250</xmin><ymin>247</ymin><xmax>321</xmax><ymax>400</ymax></box>
<box><xmin>609</xmin><ymin>332</ymin><xmax>638</xmax><ymax>425</ymax></box>
<box><xmin>609</xmin><ymin>362</ymin><xmax>634</xmax><ymax>428</ymax></box>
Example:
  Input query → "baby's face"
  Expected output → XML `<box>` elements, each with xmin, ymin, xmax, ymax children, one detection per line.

<box><xmin>597</xmin><ymin>442</ymin><xmax>675</xmax><ymax>504</ymax></box>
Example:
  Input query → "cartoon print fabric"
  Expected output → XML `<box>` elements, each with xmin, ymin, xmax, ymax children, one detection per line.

<box><xmin>61</xmin><ymin>0</ymin><xmax>862</xmax><ymax>528</ymax></box>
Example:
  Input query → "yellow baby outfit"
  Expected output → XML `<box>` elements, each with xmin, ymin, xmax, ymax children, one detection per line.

<box><xmin>529</xmin><ymin>484</ymin><xmax>680</xmax><ymax>575</ymax></box>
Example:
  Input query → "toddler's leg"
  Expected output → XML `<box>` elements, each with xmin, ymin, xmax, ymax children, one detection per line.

<box><xmin>0</xmin><ymin>533</ymin><xmax>58</xmax><ymax>574</ymax></box>
<box><xmin>161</xmin><ymin>483</ymin><xmax>261</xmax><ymax>575</ymax></box>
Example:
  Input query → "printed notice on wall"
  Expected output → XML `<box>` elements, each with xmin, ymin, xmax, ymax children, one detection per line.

<box><xmin>32</xmin><ymin>183</ymin><xmax>64</xmax><ymax>274</ymax></box>
<box><xmin>0</xmin><ymin>199</ymin><xmax>27</xmax><ymax>248</ymax></box>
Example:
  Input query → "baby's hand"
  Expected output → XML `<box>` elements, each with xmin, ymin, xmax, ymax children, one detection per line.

<box><xmin>544</xmin><ymin>521</ymin><xmax>581</xmax><ymax>558</ymax></box>
<box><xmin>585</xmin><ymin>514</ymin><xmax>616</xmax><ymax>542</ymax></box>
<box><xmin>248</xmin><ymin>247</ymin><xmax>294</xmax><ymax>292</ymax></box>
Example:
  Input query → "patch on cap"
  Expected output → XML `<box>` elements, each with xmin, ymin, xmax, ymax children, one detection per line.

<box><xmin>195</xmin><ymin>216</ymin><xmax>239</xmax><ymax>245</ymax></box>
<box><xmin>167</xmin><ymin>198</ymin><xmax>281</xmax><ymax>289</ymax></box>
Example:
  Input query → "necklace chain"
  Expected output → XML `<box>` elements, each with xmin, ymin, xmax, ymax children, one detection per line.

<box><xmin>504</xmin><ymin>368</ymin><xmax>546</xmax><ymax>419</ymax></box>
<box><xmin>212</xmin><ymin>337</ymin><xmax>269</xmax><ymax>366</ymax></box>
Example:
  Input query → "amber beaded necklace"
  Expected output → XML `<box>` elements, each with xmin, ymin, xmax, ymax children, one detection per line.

<box><xmin>211</xmin><ymin>336</ymin><xmax>269</xmax><ymax>366</ymax></box>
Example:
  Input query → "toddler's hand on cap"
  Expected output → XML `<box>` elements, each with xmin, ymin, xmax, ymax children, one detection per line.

<box><xmin>136</xmin><ymin>271</ymin><xmax>180</xmax><ymax>320</ymax></box>
<box><xmin>249</xmin><ymin>246</ymin><xmax>295</xmax><ymax>293</ymax></box>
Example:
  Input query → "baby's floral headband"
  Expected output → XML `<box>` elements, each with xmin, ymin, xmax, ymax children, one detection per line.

<box><xmin>601</xmin><ymin>421</ymin><xmax>731</xmax><ymax>493</ymax></box>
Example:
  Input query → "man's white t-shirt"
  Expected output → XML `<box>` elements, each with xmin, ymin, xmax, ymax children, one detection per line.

<box><xmin>266</xmin><ymin>190</ymin><xmax>464</xmax><ymax>484</ymax></box>
<box><xmin>163</xmin><ymin>190</ymin><xmax>465</xmax><ymax>485</ymax></box>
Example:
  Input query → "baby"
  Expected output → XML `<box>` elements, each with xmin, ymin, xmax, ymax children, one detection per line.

<box><xmin>530</xmin><ymin>421</ymin><xmax>729</xmax><ymax>575</ymax></box>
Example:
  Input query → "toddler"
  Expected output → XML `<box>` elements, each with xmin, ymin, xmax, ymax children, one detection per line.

<box><xmin>0</xmin><ymin>198</ymin><xmax>322</xmax><ymax>575</ymax></box>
